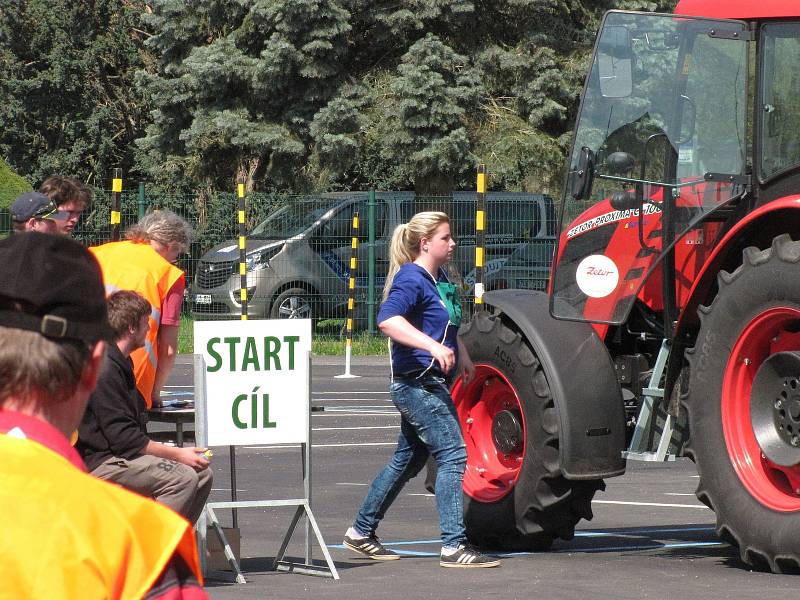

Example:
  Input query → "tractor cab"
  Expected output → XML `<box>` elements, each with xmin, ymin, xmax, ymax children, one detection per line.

<box><xmin>551</xmin><ymin>11</ymin><xmax>750</xmax><ymax>332</ymax></box>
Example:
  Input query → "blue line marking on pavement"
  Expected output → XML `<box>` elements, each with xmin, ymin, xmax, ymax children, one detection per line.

<box><xmin>573</xmin><ymin>526</ymin><xmax>714</xmax><ymax>538</ymax></box>
<box><xmin>547</xmin><ymin>541</ymin><xmax>724</xmax><ymax>555</ymax></box>
<box><xmin>330</xmin><ymin>527</ymin><xmax>722</xmax><ymax>557</ymax></box>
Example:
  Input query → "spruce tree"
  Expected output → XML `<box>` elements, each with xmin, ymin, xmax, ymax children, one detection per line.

<box><xmin>0</xmin><ymin>0</ymin><xmax>150</xmax><ymax>184</ymax></box>
<box><xmin>382</xmin><ymin>33</ymin><xmax>482</xmax><ymax>195</ymax></box>
<box><xmin>137</xmin><ymin>0</ymin><xmax>352</xmax><ymax>191</ymax></box>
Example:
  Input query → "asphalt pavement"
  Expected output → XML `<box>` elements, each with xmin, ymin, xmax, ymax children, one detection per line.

<box><xmin>156</xmin><ymin>355</ymin><xmax>799</xmax><ymax>600</ymax></box>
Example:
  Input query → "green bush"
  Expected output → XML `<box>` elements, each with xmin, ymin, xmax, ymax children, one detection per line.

<box><xmin>0</xmin><ymin>158</ymin><xmax>32</xmax><ymax>235</ymax></box>
<box><xmin>0</xmin><ymin>157</ymin><xmax>32</xmax><ymax>207</ymax></box>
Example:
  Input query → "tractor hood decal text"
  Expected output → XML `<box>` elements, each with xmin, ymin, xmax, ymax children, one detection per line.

<box><xmin>566</xmin><ymin>204</ymin><xmax>661</xmax><ymax>239</ymax></box>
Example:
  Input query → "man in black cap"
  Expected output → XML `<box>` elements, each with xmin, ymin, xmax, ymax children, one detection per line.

<box><xmin>10</xmin><ymin>191</ymin><xmax>70</xmax><ymax>234</ymax></box>
<box><xmin>0</xmin><ymin>233</ymin><xmax>207</xmax><ymax>599</ymax></box>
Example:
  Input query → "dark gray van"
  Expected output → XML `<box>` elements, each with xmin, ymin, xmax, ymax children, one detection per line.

<box><xmin>189</xmin><ymin>193</ymin><xmax>555</xmax><ymax>321</ymax></box>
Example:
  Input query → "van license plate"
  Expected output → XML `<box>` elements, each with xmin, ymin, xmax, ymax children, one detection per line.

<box><xmin>195</xmin><ymin>294</ymin><xmax>212</xmax><ymax>304</ymax></box>
<box><xmin>516</xmin><ymin>279</ymin><xmax>544</xmax><ymax>291</ymax></box>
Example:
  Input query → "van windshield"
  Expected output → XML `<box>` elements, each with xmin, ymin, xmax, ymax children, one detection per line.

<box><xmin>250</xmin><ymin>199</ymin><xmax>342</xmax><ymax>239</ymax></box>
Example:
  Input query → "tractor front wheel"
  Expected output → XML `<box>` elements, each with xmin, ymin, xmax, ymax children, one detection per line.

<box><xmin>453</xmin><ymin>310</ymin><xmax>603</xmax><ymax>550</ymax></box>
<box><xmin>685</xmin><ymin>234</ymin><xmax>800</xmax><ymax>573</ymax></box>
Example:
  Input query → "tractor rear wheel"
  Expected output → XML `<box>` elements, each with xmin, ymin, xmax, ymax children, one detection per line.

<box><xmin>453</xmin><ymin>310</ymin><xmax>603</xmax><ymax>550</ymax></box>
<box><xmin>685</xmin><ymin>234</ymin><xmax>800</xmax><ymax>573</ymax></box>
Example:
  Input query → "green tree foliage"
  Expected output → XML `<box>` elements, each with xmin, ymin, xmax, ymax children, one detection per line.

<box><xmin>137</xmin><ymin>0</ymin><xmax>352</xmax><ymax>192</ymax></box>
<box><xmin>381</xmin><ymin>34</ymin><xmax>481</xmax><ymax>194</ymax></box>
<box><xmin>0</xmin><ymin>0</ymin><xmax>150</xmax><ymax>185</ymax></box>
<box><xmin>2</xmin><ymin>0</ymin><xmax>678</xmax><ymax>194</ymax></box>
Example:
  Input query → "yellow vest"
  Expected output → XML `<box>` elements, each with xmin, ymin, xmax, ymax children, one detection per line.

<box><xmin>0</xmin><ymin>435</ymin><xmax>201</xmax><ymax>599</ymax></box>
<box><xmin>90</xmin><ymin>241</ymin><xmax>184</xmax><ymax>408</ymax></box>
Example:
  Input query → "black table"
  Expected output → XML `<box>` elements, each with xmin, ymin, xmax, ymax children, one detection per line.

<box><xmin>147</xmin><ymin>406</ymin><xmax>194</xmax><ymax>447</ymax></box>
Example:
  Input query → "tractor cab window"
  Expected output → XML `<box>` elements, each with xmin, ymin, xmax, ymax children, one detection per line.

<box><xmin>553</xmin><ymin>11</ymin><xmax>748</xmax><ymax>325</ymax></box>
<box><xmin>760</xmin><ymin>23</ymin><xmax>800</xmax><ymax>180</ymax></box>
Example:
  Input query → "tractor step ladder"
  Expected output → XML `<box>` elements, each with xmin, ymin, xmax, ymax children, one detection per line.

<box><xmin>622</xmin><ymin>338</ymin><xmax>676</xmax><ymax>462</ymax></box>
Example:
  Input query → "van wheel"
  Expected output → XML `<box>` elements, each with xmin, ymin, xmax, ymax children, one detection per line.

<box><xmin>271</xmin><ymin>288</ymin><xmax>313</xmax><ymax>320</ymax></box>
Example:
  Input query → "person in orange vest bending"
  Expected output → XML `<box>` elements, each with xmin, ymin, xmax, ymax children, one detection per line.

<box><xmin>0</xmin><ymin>232</ymin><xmax>207</xmax><ymax>600</ymax></box>
<box><xmin>91</xmin><ymin>210</ymin><xmax>192</xmax><ymax>408</ymax></box>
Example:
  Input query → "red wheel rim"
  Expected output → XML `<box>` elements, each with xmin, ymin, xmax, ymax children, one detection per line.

<box><xmin>452</xmin><ymin>364</ymin><xmax>525</xmax><ymax>502</ymax></box>
<box><xmin>722</xmin><ymin>307</ymin><xmax>800</xmax><ymax>512</ymax></box>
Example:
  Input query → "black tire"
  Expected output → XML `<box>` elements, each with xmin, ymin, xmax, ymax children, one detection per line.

<box><xmin>270</xmin><ymin>287</ymin><xmax>314</xmax><ymax>320</ymax></box>
<box><xmin>456</xmin><ymin>310</ymin><xmax>603</xmax><ymax>551</ymax></box>
<box><xmin>684</xmin><ymin>234</ymin><xmax>800</xmax><ymax>573</ymax></box>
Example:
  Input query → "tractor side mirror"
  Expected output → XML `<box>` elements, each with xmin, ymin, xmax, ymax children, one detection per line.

<box><xmin>606</xmin><ymin>151</ymin><xmax>636</xmax><ymax>175</ymax></box>
<box><xmin>610</xmin><ymin>190</ymin><xmax>639</xmax><ymax>211</ymax></box>
<box><xmin>598</xmin><ymin>25</ymin><xmax>633</xmax><ymax>98</ymax></box>
<box><xmin>572</xmin><ymin>147</ymin><xmax>596</xmax><ymax>200</ymax></box>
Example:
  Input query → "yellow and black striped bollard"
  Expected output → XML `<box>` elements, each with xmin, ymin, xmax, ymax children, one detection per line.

<box><xmin>111</xmin><ymin>168</ymin><xmax>122</xmax><ymax>241</ymax></box>
<box><xmin>474</xmin><ymin>164</ymin><xmax>487</xmax><ymax>307</ymax></box>
<box><xmin>237</xmin><ymin>180</ymin><xmax>247</xmax><ymax>321</ymax></box>
<box><xmin>336</xmin><ymin>210</ymin><xmax>360</xmax><ymax>378</ymax></box>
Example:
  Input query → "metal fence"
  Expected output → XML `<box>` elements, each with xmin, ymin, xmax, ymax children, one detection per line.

<box><xmin>2</xmin><ymin>187</ymin><xmax>559</xmax><ymax>335</ymax></box>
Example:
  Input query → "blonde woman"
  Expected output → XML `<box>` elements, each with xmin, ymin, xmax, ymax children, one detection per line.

<box><xmin>344</xmin><ymin>211</ymin><xmax>500</xmax><ymax>568</ymax></box>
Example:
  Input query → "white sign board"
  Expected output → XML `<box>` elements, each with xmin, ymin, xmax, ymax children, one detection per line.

<box><xmin>194</xmin><ymin>319</ymin><xmax>312</xmax><ymax>446</ymax></box>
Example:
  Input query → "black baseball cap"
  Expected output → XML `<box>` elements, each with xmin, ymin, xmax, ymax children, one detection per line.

<box><xmin>0</xmin><ymin>233</ymin><xmax>113</xmax><ymax>341</ymax></box>
<box><xmin>11</xmin><ymin>191</ymin><xmax>70</xmax><ymax>222</ymax></box>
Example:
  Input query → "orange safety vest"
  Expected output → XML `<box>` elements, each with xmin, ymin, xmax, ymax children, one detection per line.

<box><xmin>0</xmin><ymin>434</ymin><xmax>202</xmax><ymax>599</ymax></box>
<box><xmin>90</xmin><ymin>241</ymin><xmax>184</xmax><ymax>408</ymax></box>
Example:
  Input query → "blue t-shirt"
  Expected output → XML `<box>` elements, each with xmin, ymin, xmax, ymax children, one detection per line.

<box><xmin>377</xmin><ymin>262</ymin><xmax>459</xmax><ymax>378</ymax></box>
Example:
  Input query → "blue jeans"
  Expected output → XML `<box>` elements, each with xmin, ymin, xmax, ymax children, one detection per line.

<box><xmin>352</xmin><ymin>374</ymin><xmax>468</xmax><ymax>548</ymax></box>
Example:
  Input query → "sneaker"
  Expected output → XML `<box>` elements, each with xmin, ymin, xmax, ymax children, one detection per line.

<box><xmin>440</xmin><ymin>544</ymin><xmax>500</xmax><ymax>568</ymax></box>
<box><xmin>343</xmin><ymin>533</ymin><xmax>401</xmax><ymax>561</ymax></box>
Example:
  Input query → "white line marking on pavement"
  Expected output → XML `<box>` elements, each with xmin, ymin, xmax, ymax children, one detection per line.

<box><xmin>664</xmin><ymin>493</ymin><xmax>695</xmax><ymax>496</ymax></box>
<box><xmin>313</xmin><ymin>425</ymin><xmax>399</xmax><ymax>431</ymax></box>
<box><xmin>312</xmin><ymin>398</ymin><xmax>393</xmax><ymax>402</ymax></box>
<box><xmin>313</xmin><ymin>412</ymin><xmax>397</xmax><ymax>417</ymax></box>
<box><xmin>313</xmin><ymin>391</ymin><xmax>390</xmax><ymax>395</ymax></box>
<box><xmin>314</xmin><ymin>442</ymin><xmax>397</xmax><ymax>448</ymax></box>
<box><xmin>248</xmin><ymin>442</ymin><xmax>397</xmax><ymax>449</ymax></box>
<box><xmin>319</xmin><ymin>405</ymin><xmax>396</xmax><ymax>410</ymax></box>
<box><xmin>407</xmin><ymin>493</ymin><xmax>435</xmax><ymax>497</ymax></box>
<box><xmin>594</xmin><ymin>500</ymin><xmax>708</xmax><ymax>509</ymax></box>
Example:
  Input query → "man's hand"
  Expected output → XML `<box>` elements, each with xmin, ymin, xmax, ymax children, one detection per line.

<box><xmin>150</xmin><ymin>389</ymin><xmax>163</xmax><ymax>408</ymax></box>
<box><xmin>173</xmin><ymin>446</ymin><xmax>210</xmax><ymax>471</ymax></box>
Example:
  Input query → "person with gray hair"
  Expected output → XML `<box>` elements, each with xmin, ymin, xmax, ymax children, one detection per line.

<box><xmin>126</xmin><ymin>209</ymin><xmax>193</xmax><ymax>257</ymax></box>
<box><xmin>90</xmin><ymin>210</ymin><xmax>193</xmax><ymax>408</ymax></box>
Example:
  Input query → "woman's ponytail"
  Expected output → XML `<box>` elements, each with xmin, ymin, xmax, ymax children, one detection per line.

<box><xmin>383</xmin><ymin>223</ymin><xmax>414</xmax><ymax>300</ymax></box>
<box><xmin>381</xmin><ymin>212</ymin><xmax>451</xmax><ymax>300</ymax></box>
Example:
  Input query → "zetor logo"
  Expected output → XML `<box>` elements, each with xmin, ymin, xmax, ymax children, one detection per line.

<box><xmin>576</xmin><ymin>255</ymin><xmax>619</xmax><ymax>298</ymax></box>
<box><xmin>586</xmin><ymin>266</ymin><xmax>613</xmax><ymax>276</ymax></box>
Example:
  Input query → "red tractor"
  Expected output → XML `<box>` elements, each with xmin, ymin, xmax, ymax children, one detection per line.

<box><xmin>454</xmin><ymin>0</ymin><xmax>800</xmax><ymax>572</ymax></box>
